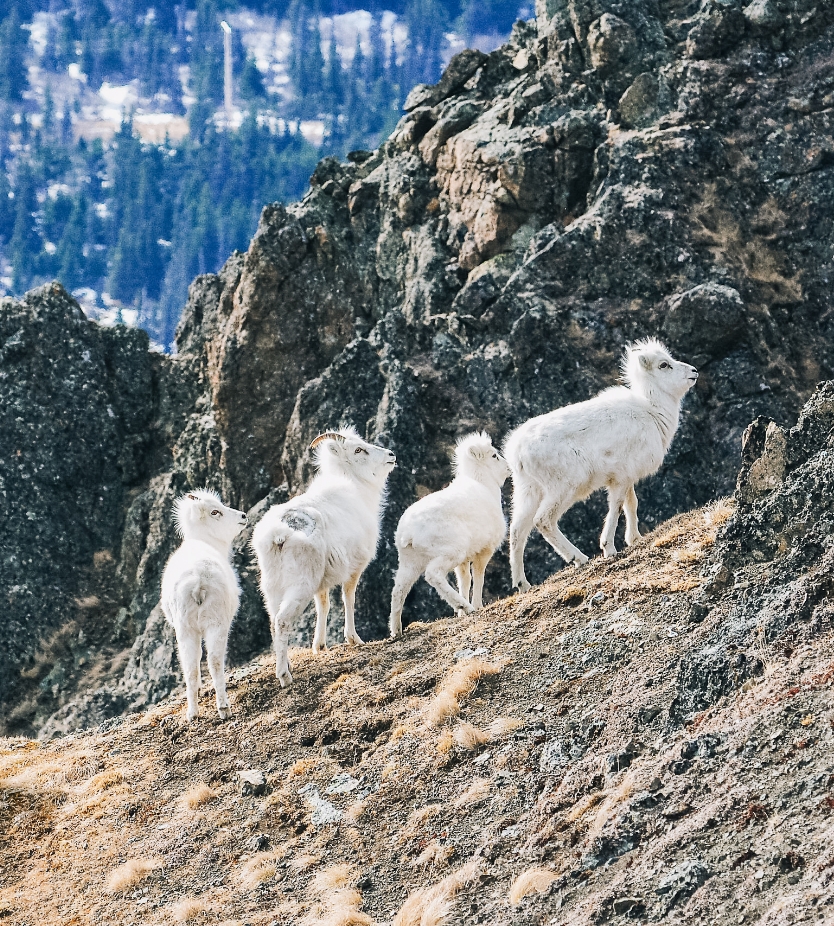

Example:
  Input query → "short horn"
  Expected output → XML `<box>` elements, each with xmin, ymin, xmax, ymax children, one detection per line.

<box><xmin>310</xmin><ymin>431</ymin><xmax>345</xmax><ymax>450</ymax></box>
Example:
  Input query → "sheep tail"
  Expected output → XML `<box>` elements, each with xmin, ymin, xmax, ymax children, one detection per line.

<box><xmin>269</xmin><ymin>509</ymin><xmax>317</xmax><ymax>552</ymax></box>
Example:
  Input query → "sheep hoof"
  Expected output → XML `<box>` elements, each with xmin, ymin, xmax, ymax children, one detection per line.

<box><xmin>345</xmin><ymin>632</ymin><xmax>364</xmax><ymax>646</ymax></box>
<box><xmin>277</xmin><ymin>667</ymin><xmax>294</xmax><ymax>688</ymax></box>
<box><xmin>600</xmin><ymin>547</ymin><xmax>616</xmax><ymax>559</ymax></box>
<box><xmin>456</xmin><ymin>604</ymin><xmax>475</xmax><ymax>616</ymax></box>
<box><xmin>217</xmin><ymin>705</ymin><xmax>231</xmax><ymax>720</ymax></box>
<box><xmin>574</xmin><ymin>552</ymin><xmax>590</xmax><ymax>565</ymax></box>
<box><xmin>515</xmin><ymin>581</ymin><xmax>531</xmax><ymax>595</ymax></box>
<box><xmin>186</xmin><ymin>709</ymin><xmax>199</xmax><ymax>722</ymax></box>
<box><xmin>312</xmin><ymin>640</ymin><xmax>326</xmax><ymax>655</ymax></box>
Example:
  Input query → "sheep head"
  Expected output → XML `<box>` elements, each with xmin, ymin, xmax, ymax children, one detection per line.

<box><xmin>311</xmin><ymin>427</ymin><xmax>396</xmax><ymax>486</ymax></box>
<box><xmin>454</xmin><ymin>431</ymin><xmax>511</xmax><ymax>486</ymax></box>
<box><xmin>622</xmin><ymin>338</ymin><xmax>698</xmax><ymax>402</ymax></box>
<box><xmin>173</xmin><ymin>489</ymin><xmax>248</xmax><ymax>545</ymax></box>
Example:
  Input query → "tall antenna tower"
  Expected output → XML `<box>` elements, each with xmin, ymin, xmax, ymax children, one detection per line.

<box><xmin>221</xmin><ymin>20</ymin><xmax>233</xmax><ymax>125</ymax></box>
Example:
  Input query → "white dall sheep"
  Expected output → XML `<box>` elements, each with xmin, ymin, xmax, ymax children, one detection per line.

<box><xmin>504</xmin><ymin>338</ymin><xmax>698</xmax><ymax>592</ymax></box>
<box><xmin>389</xmin><ymin>432</ymin><xmax>511</xmax><ymax>638</ymax></box>
<box><xmin>252</xmin><ymin>427</ymin><xmax>396</xmax><ymax>687</ymax></box>
<box><xmin>160</xmin><ymin>489</ymin><xmax>247</xmax><ymax>721</ymax></box>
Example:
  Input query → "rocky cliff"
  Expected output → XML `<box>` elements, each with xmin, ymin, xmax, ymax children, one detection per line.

<box><xmin>2</xmin><ymin>0</ymin><xmax>834</xmax><ymax>737</ymax></box>
<box><xmin>3</xmin><ymin>375</ymin><xmax>834</xmax><ymax>926</ymax></box>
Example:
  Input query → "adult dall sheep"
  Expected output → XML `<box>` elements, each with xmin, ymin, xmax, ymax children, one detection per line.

<box><xmin>504</xmin><ymin>338</ymin><xmax>698</xmax><ymax>592</ymax></box>
<box><xmin>252</xmin><ymin>427</ymin><xmax>396</xmax><ymax>686</ymax></box>
<box><xmin>160</xmin><ymin>490</ymin><xmax>248</xmax><ymax>721</ymax></box>
<box><xmin>389</xmin><ymin>432</ymin><xmax>510</xmax><ymax>638</ymax></box>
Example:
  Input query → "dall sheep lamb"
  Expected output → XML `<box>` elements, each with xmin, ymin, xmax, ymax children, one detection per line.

<box><xmin>504</xmin><ymin>338</ymin><xmax>698</xmax><ymax>592</ymax></box>
<box><xmin>252</xmin><ymin>427</ymin><xmax>396</xmax><ymax>687</ymax></box>
<box><xmin>389</xmin><ymin>432</ymin><xmax>510</xmax><ymax>638</ymax></box>
<box><xmin>160</xmin><ymin>490</ymin><xmax>247</xmax><ymax>721</ymax></box>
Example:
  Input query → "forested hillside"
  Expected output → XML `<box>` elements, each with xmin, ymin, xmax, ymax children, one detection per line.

<box><xmin>0</xmin><ymin>0</ymin><xmax>520</xmax><ymax>347</ymax></box>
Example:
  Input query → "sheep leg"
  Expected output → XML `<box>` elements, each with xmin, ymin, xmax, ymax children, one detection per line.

<box><xmin>312</xmin><ymin>589</ymin><xmax>330</xmax><ymax>655</ymax></box>
<box><xmin>509</xmin><ymin>486</ymin><xmax>540</xmax><ymax>593</ymax></box>
<box><xmin>536</xmin><ymin>497</ymin><xmax>589</xmax><ymax>566</ymax></box>
<box><xmin>175</xmin><ymin>628</ymin><xmax>202</xmax><ymax>722</ymax></box>
<box><xmin>623</xmin><ymin>485</ymin><xmax>641</xmax><ymax>545</ymax></box>
<box><xmin>389</xmin><ymin>557</ymin><xmax>422</xmax><ymax>639</ymax></box>
<box><xmin>425</xmin><ymin>558</ymin><xmax>475</xmax><ymax>616</ymax></box>
<box><xmin>455</xmin><ymin>563</ymin><xmax>472</xmax><ymax>603</ymax></box>
<box><xmin>471</xmin><ymin>550</ymin><xmax>492</xmax><ymax>610</ymax></box>
<box><xmin>204</xmin><ymin>624</ymin><xmax>231</xmax><ymax>720</ymax></box>
<box><xmin>272</xmin><ymin>594</ymin><xmax>309</xmax><ymax>688</ymax></box>
<box><xmin>600</xmin><ymin>486</ymin><xmax>628</xmax><ymax>557</ymax></box>
<box><xmin>342</xmin><ymin>572</ymin><xmax>364</xmax><ymax>646</ymax></box>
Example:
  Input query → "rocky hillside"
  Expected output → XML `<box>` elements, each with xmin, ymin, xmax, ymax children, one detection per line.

<box><xmin>2</xmin><ymin>0</ymin><xmax>834</xmax><ymax>738</ymax></box>
<box><xmin>3</xmin><ymin>381</ymin><xmax>834</xmax><ymax>926</ymax></box>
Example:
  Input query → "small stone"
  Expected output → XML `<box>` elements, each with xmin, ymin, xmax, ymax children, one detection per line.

<box><xmin>248</xmin><ymin>833</ymin><xmax>270</xmax><ymax>852</ymax></box>
<box><xmin>325</xmin><ymin>773</ymin><xmax>361</xmax><ymax>794</ymax></box>
<box><xmin>238</xmin><ymin>769</ymin><xmax>267</xmax><ymax>796</ymax></box>
<box><xmin>663</xmin><ymin>801</ymin><xmax>694</xmax><ymax>819</ymax></box>
<box><xmin>613</xmin><ymin>897</ymin><xmax>644</xmax><ymax>915</ymax></box>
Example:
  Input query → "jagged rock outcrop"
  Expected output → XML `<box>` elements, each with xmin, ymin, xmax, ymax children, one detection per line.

<box><xmin>3</xmin><ymin>0</ymin><xmax>834</xmax><ymax>736</ymax></box>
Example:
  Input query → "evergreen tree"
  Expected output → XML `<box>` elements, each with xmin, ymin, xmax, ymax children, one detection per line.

<box><xmin>57</xmin><ymin>194</ymin><xmax>87</xmax><ymax>291</ymax></box>
<box><xmin>0</xmin><ymin>10</ymin><xmax>29</xmax><ymax>104</ymax></box>
<box><xmin>10</xmin><ymin>163</ymin><xmax>41</xmax><ymax>293</ymax></box>
<box><xmin>240</xmin><ymin>54</ymin><xmax>266</xmax><ymax>100</ymax></box>
<box><xmin>0</xmin><ymin>167</ymin><xmax>14</xmax><ymax>243</ymax></box>
<box><xmin>323</xmin><ymin>26</ymin><xmax>343</xmax><ymax>113</ymax></box>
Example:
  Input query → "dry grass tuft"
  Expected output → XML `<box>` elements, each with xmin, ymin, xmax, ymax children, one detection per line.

<box><xmin>424</xmin><ymin>659</ymin><xmax>502</xmax><ymax>728</ymax></box>
<box><xmin>311</xmin><ymin>863</ymin><xmax>355</xmax><ymax>894</ymax></box>
<box><xmin>84</xmin><ymin>768</ymin><xmax>125</xmax><ymax>793</ymax></box>
<box><xmin>454</xmin><ymin>778</ymin><xmax>491</xmax><ymax>808</ymax></box>
<box><xmin>305</xmin><ymin>864</ymin><xmax>370</xmax><ymax>926</ymax></box>
<box><xmin>488</xmin><ymin>717</ymin><xmax>523</xmax><ymax>739</ymax></box>
<box><xmin>181</xmin><ymin>783</ymin><xmax>217</xmax><ymax>809</ymax></box>
<box><xmin>238</xmin><ymin>852</ymin><xmax>283</xmax><ymax>890</ymax></box>
<box><xmin>424</xmin><ymin>690</ymin><xmax>460</xmax><ymax>728</ymax></box>
<box><xmin>413</xmin><ymin>841</ymin><xmax>455</xmax><ymax>868</ymax></box>
<box><xmin>106</xmin><ymin>857</ymin><xmax>162</xmax><ymax>893</ymax></box>
<box><xmin>452</xmin><ymin>721</ymin><xmax>490</xmax><ymax>751</ymax></box>
<box><xmin>703</xmin><ymin>496</ymin><xmax>735</xmax><ymax>528</ymax></box>
<box><xmin>171</xmin><ymin>897</ymin><xmax>208</xmax><ymax>921</ymax></box>
<box><xmin>392</xmin><ymin>858</ymin><xmax>481</xmax><ymax>926</ymax></box>
<box><xmin>508</xmin><ymin>866</ymin><xmax>557</xmax><ymax>905</ymax></box>
<box><xmin>436</xmin><ymin>728</ymin><xmax>455</xmax><ymax>755</ymax></box>
<box><xmin>289</xmin><ymin>853</ymin><xmax>322</xmax><ymax>872</ymax></box>
<box><xmin>287</xmin><ymin>757</ymin><xmax>323</xmax><ymax>778</ymax></box>
<box><xmin>565</xmin><ymin>792</ymin><xmax>604</xmax><ymax>823</ymax></box>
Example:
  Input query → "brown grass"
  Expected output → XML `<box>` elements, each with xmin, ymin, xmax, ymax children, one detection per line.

<box><xmin>171</xmin><ymin>897</ymin><xmax>209</xmax><ymax>921</ymax></box>
<box><xmin>488</xmin><ymin>717</ymin><xmax>523</xmax><ymax>739</ymax></box>
<box><xmin>424</xmin><ymin>660</ymin><xmax>502</xmax><ymax>728</ymax></box>
<box><xmin>311</xmin><ymin>863</ymin><xmax>355</xmax><ymax>894</ymax></box>
<box><xmin>106</xmin><ymin>857</ymin><xmax>162</xmax><ymax>893</ymax></box>
<box><xmin>508</xmin><ymin>866</ymin><xmax>557</xmax><ymax>905</ymax></box>
<box><xmin>413</xmin><ymin>841</ymin><xmax>455</xmax><ymax>868</ymax></box>
<box><xmin>238</xmin><ymin>852</ymin><xmax>283</xmax><ymax>890</ymax></box>
<box><xmin>452</xmin><ymin>721</ymin><xmax>490</xmax><ymax>751</ymax></box>
<box><xmin>453</xmin><ymin>778</ymin><xmax>491</xmax><ymax>808</ymax></box>
<box><xmin>289</xmin><ymin>853</ymin><xmax>322</xmax><ymax>872</ymax></box>
<box><xmin>392</xmin><ymin>858</ymin><xmax>481</xmax><ymax>926</ymax></box>
<box><xmin>181</xmin><ymin>783</ymin><xmax>217</xmax><ymax>809</ymax></box>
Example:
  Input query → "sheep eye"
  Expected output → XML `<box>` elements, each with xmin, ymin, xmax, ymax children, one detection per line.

<box><xmin>211</xmin><ymin>509</ymin><xmax>221</xmax><ymax>516</ymax></box>
<box><xmin>659</xmin><ymin>362</ymin><xmax>671</xmax><ymax>369</ymax></box>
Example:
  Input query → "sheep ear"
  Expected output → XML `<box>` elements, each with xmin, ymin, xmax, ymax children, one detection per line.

<box><xmin>639</xmin><ymin>355</ymin><xmax>651</xmax><ymax>370</ymax></box>
<box><xmin>187</xmin><ymin>493</ymin><xmax>198</xmax><ymax>500</ymax></box>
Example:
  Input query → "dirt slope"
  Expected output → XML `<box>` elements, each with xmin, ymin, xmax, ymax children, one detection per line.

<box><xmin>3</xmin><ymin>384</ymin><xmax>834</xmax><ymax>926</ymax></box>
